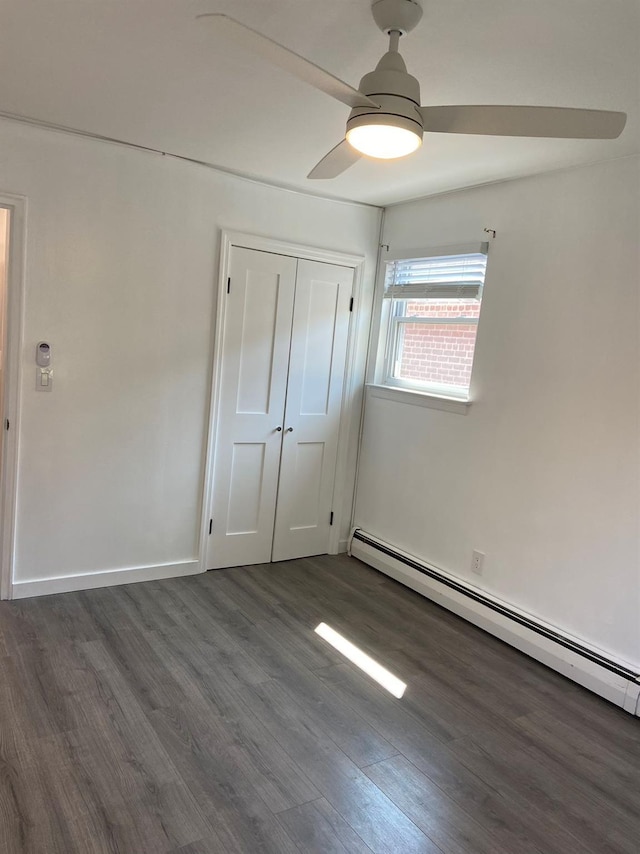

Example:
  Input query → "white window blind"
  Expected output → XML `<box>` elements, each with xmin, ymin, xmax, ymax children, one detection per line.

<box><xmin>384</xmin><ymin>245</ymin><xmax>488</xmax><ymax>300</ymax></box>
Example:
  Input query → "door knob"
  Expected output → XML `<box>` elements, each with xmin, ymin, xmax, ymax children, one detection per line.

<box><xmin>286</xmin><ymin>427</ymin><xmax>294</xmax><ymax>433</ymax></box>
<box><xmin>275</xmin><ymin>426</ymin><xmax>282</xmax><ymax>431</ymax></box>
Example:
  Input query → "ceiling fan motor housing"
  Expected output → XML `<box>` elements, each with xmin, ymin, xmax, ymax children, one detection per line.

<box><xmin>347</xmin><ymin>50</ymin><xmax>424</xmax><ymax>142</ymax></box>
<box><xmin>371</xmin><ymin>0</ymin><xmax>423</xmax><ymax>35</ymax></box>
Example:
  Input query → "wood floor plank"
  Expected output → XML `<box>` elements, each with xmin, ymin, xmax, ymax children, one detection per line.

<box><xmin>2</xmin><ymin>729</ymin><xmax>122</xmax><ymax>854</ymax></box>
<box><xmin>219</xmin><ymin>572</ymin><xmax>342</xmax><ymax>672</ymax></box>
<box><xmin>375</xmin><ymin>571</ymin><xmax>634</xmax><ymax>731</ymax></box>
<box><xmin>239</xmin><ymin>678</ymin><xmax>438</xmax><ymax>854</ymax></box>
<box><xmin>147</xmin><ymin>700</ymin><xmax>302</xmax><ymax>854</ymax></box>
<box><xmin>514</xmin><ymin>708</ymin><xmax>640</xmax><ymax>813</ymax></box>
<box><xmin>168</xmin><ymin>841</ymin><xmax>228</xmax><ymax>854</ymax></box>
<box><xmin>449</xmin><ymin>721</ymin><xmax>639</xmax><ymax>854</ymax></box>
<box><xmin>242</xmin><ymin>628</ymin><xmax>400</xmax><ymax>768</ymax></box>
<box><xmin>7</xmin><ymin>640</ymin><xmax>92</xmax><ymax>736</ymax></box>
<box><xmin>143</xmin><ymin>627</ymin><xmax>322</xmax><ymax>814</ymax></box>
<box><xmin>314</xmin><ymin>661</ymin><xmax>588</xmax><ymax>854</ymax></box>
<box><xmin>78</xmin><ymin>607</ymin><xmax>187</xmax><ymax>713</ymax></box>
<box><xmin>0</xmin><ymin>600</ymin><xmax>41</xmax><ymax>647</ymax></box>
<box><xmin>369</xmin><ymin>643</ymin><xmax>536</xmax><ymax>742</ymax></box>
<box><xmin>106</xmin><ymin>583</ymin><xmax>181</xmax><ymax>634</ymax></box>
<box><xmin>277</xmin><ymin>797</ymin><xmax>374</xmax><ymax>853</ymax></box>
<box><xmin>0</xmin><ymin>554</ymin><xmax>637</xmax><ymax>853</ymax></box>
<box><xmin>203</xmin><ymin>565</ymin><xmax>289</xmax><ymax>625</ymax></box>
<box><xmin>364</xmin><ymin>754</ymin><xmax>538</xmax><ymax>854</ymax></box>
<box><xmin>13</xmin><ymin>593</ymin><xmax>99</xmax><ymax>645</ymax></box>
<box><xmin>157</xmin><ymin>582</ymin><xmax>275</xmax><ymax>687</ymax></box>
<box><xmin>170</xmin><ymin>577</ymin><xmax>399</xmax><ymax>768</ymax></box>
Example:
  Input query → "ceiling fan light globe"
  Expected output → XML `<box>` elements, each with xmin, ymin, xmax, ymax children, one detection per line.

<box><xmin>346</xmin><ymin>123</ymin><xmax>422</xmax><ymax>159</ymax></box>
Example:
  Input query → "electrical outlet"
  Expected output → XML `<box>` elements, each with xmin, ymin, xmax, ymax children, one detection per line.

<box><xmin>471</xmin><ymin>550</ymin><xmax>485</xmax><ymax>576</ymax></box>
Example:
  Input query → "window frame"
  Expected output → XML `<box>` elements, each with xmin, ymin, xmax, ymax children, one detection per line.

<box><xmin>373</xmin><ymin>242</ymin><xmax>488</xmax><ymax>405</ymax></box>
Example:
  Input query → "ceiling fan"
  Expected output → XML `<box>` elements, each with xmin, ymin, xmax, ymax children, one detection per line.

<box><xmin>198</xmin><ymin>0</ymin><xmax>627</xmax><ymax>180</ymax></box>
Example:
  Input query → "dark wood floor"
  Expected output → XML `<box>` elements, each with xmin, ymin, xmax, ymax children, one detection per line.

<box><xmin>0</xmin><ymin>555</ymin><xmax>638</xmax><ymax>853</ymax></box>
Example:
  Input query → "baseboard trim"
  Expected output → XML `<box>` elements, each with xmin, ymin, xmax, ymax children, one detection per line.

<box><xmin>12</xmin><ymin>559</ymin><xmax>202</xmax><ymax>599</ymax></box>
<box><xmin>350</xmin><ymin>529</ymin><xmax>640</xmax><ymax>716</ymax></box>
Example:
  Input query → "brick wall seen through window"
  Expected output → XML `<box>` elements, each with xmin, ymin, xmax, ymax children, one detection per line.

<box><xmin>397</xmin><ymin>300</ymin><xmax>481</xmax><ymax>388</ymax></box>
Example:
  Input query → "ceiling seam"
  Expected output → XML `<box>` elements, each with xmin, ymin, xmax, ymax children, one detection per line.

<box><xmin>0</xmin><ymin>109</ymin><xmax>383</xmax><ymax>212</ymax></box>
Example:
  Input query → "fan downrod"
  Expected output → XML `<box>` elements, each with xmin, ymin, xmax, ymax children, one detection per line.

<box><xmin>371</xmin><ymin>0</ymin><xmax>423</xmax><ymax>36</ymax></box>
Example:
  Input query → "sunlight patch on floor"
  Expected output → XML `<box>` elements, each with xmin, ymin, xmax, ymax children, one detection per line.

<box><xmin>314</xmin><ymin>622</ymin><xmax>407</xmax><ymax>698</ymax></box>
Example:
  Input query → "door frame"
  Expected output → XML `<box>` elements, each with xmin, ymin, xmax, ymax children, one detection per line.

<box><xmin>199</xmin><ymin>230</ymin><xmax>366</xmax><ymax>571</ymax></box>
<box><xmin>0</xmin><ymin>194</ymin><xmax>27</xmax><ymax>600</ymax></box>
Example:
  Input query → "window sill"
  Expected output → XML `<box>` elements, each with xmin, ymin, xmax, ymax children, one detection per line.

<box><xmin>366</xmin><ymin>384</ymin><xmax>471</xmax><ymax>415</ymax></box>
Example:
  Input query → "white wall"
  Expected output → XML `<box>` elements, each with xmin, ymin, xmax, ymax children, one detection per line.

<box><xmin>355</xmin><ymin>156</ymin><xmax>640</xmax><ymax>666</ymax></box>
<box><xmin>0</xmin><ymin>119</ymin><xmax>380</xmax><ymax>589</ymax></box>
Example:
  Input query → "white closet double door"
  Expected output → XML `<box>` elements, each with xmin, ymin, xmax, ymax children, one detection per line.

<box><xmin>207</xmin><ymin>247</ymin><xmax>354</xmax><ymax>569</ymax></box>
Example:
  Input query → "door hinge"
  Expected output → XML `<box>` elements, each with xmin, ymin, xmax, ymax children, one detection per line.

<box><xmin>349</xmin><ymin>297</ymin><xmax>354</xmax><ymax>312</ymax></box>
<box><xmin>209</xmin><ymin>519</ymin><xmax>213</xmax><ymax>535</ymax></box>
<box><xmin>227</xmin><ymin>277</ymin><xmax>231</xmax><ymax>294</ymax></box>
<box><xmin>329</xmin><ymin>511</ymin><xmax>334</xmax><ymax>526</ymax></box>
<box><xmin>4</xmin><ymin>419</ymin><xmax>8</xmax><ymax>431</ymax></box>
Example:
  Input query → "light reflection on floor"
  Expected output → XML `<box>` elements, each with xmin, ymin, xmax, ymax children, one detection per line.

<box><xmin>314</xmin><ymin>622</ymin><xmax>407</xmax><ymax>698</ymax></box>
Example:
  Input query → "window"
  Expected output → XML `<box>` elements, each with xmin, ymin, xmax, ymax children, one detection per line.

<box><xmin>380</xmin><ymin>245</ymin><xmax>488</xmax><ymax>400</ymax></box>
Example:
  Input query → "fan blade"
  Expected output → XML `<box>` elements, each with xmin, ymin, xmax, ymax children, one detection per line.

<box><xmin>198</xmin><ymin>14</ymin><xmax>377</xmax><ymax>110</ymax></box>
<box><xmin>419</xmin><ymin>105</ymin><xmax>627</xmax><ymax>139</ymax></box>
<box><xmin>308</xmin><ymin>140</ymin><xmax>362</xmax><ymax>179</ymax></box>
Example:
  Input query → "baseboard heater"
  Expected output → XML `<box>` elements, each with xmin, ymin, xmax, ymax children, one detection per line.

<box><xmin>350</xmin><ymin>529</ymin><xmax>640</xmax><ymax>716</ymax></box>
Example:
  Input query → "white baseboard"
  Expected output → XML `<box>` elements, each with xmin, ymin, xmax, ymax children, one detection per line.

<box><xmin>12</xmin><ymin>559</ymin><xmax>202</xmax><ymax>599</ymax></box>
<box><xmin>351</xmin><ymin>530</ymin><xmax>640</xmax><ymax>716</ymax></box>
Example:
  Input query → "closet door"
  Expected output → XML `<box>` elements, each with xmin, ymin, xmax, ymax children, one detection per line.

<box><xmin>272</xmin><ymin>259</ymin><xmax>354</xmax><ymax>562</ymax></box>
<box><xmin>207</xmin><ymin>248</ymin><xmax>297</xmax><ymax>569</ymax></box>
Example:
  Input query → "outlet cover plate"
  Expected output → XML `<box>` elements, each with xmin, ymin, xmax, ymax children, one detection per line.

<box><xmin>471</xmin><ymin>550</ymin><xmax>485</xmax><ymax>575</ymax></box>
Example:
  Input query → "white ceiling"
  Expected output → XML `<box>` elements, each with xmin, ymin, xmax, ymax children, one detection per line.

<box><xmin>0</xmin><ymin>0</ymin><xmax>637</xmax><ymax>206</ymax></box>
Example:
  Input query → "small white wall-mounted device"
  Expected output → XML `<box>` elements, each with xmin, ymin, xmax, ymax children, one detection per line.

<box><xmin>36</xmin><ymin>342</ymin><xmax>51</xmax><ymax>366</ymax></box>
<box><xmin>36</xmin><ymin>341</ymin><xmax>53</xmax><ymax>391</ymax></box>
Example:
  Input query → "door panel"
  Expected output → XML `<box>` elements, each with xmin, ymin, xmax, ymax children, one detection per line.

<box><xmin>227</xmin><ymin>443</ymin><xmax>266</xmax><ymax>534</ymax></box>
<box><xmin>208</xmin><ymin>248</ymin><xmax>297</xmax><ymax>568</ymax></box>
<box><xmin>287</xmin><ymin>442</ymin><xmax>325</xmax><ymax>529</ymax></box>
<box><xmin>236</xmin><ymin>274</ymin><xmax>279</xmax><ymax>414</ymax></box>
<box><xmin>272</xmin><ymin>259</ymin><xmax>354</xmax><ymax>562</ymax></box>
<box><xmin>299</xmin><ymin>280</ymin><xmax>340</xmax><ymax>415</ymax></box>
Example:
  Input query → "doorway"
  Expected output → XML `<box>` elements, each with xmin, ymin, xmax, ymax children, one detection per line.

<box><xmin>203</xmin><ymin>234</ymin><xmax>364</xmax><ymax>571</ymax></box>
<box><xmin>0</xmin><ymin>208</ymin><xmax>8</xmax><ymax>475</ymax></box>
<box><xmin>0</xmin><ymin>197</ymin><xmax>25</xmax><ymax>600</ymax></box>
